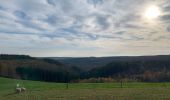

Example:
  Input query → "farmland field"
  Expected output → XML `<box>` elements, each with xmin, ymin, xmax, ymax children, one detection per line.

<box><xmin>0</xmin><ymin>77</ymin><xmax>170</xmax><ymax>100</ymax></box>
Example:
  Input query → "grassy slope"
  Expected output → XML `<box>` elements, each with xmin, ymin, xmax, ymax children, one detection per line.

<box><xmin>1</xmin><ymin>77</ymin><xmax>170</xmax><ymax>100</ymax></box>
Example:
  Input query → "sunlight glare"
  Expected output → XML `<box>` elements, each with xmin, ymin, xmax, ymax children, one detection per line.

<box><xmin>144</xmin><ymin>5</ymin><xmax>161</xmax><ymax>19</ymax></box>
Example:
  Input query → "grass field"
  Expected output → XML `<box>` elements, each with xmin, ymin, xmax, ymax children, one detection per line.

<box><xmin>0</xmin><ymin>77</ymin><xmax>170</xmax><ymax>100</ymax></box>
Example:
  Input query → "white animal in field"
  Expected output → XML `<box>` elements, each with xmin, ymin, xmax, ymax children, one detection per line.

<box><xmin>21</xmin><ymin>87</ymin><xmax>26</xmax><ymax>92</ymax></box>
<box><xmin>15</xmin><ymin>84</ymin><xmax>26</xmax><ymax>93</ymax></box>
<box><xmin>15</xmin><ymin>88</ymin><xmax>21</xmax><ymax>93</ymax></box>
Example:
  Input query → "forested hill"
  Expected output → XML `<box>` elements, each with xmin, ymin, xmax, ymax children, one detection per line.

<box><xmin>1</xmin><ymin>54</ymin><xmax>170</xmax><ymax>82</ymax></box>
<box><xmin>0</xmin><ymin>54</ymin><xmax>82</xmax><ymax>82</ymax></box>
<box><xmin>45</xmin><ymin>55</ymin><xmax>170</xmax><ymax>82</ymax></box>
<box><xmin>47</xmin><ymin>55</ymin><xmax>170</xmax><ymax>70</ymax></box>
<box><xmin>0</xmin><ymin>54</ymin><xmax>34</xmax><ymax>60</ymax></box>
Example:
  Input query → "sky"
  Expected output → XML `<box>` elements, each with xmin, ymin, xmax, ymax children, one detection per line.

<box><xmin>0</xmin><ymin>0</ymin><xmax>170</xmax><ymax>57</ymax></box>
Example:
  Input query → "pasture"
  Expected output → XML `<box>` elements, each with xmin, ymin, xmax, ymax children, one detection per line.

<box><xmin>0</xmin><ymin>77</ymin><xmax>170</xmax><ymax>100</ymax></box>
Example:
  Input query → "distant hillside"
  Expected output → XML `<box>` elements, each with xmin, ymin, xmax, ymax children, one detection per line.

<box><xmin>47</xmin><ymin>55</ymin><xmax>170</xmax><ymax>70</ymax></box>
<box><xmin>0</xmin><ymin>54</ymin><xmax>34</xmax><ymax>60</ymax></box>
<box><xmin>0</xmin><ymin>54</ymin><xmax>82</xmax><ymax>82</ymax></box>
<box><xmin>1</xmin><ymin>54</ymin><xmax>170</xmax><ymax>82</ymax></box>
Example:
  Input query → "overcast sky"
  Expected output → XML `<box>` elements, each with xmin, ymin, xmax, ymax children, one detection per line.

<box><xmin>0</xmin><ymin>0</ymin><xmax>170</xmax><ymax>57</ymax></box>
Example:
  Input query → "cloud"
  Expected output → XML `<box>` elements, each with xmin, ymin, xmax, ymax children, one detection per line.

<box><xmin>0</xmin><ymin>0</ymin><xmax>170</xmax><ymax>56</ymax></box>
<box><xmin>161</xmin><ymin>14</ymin><xmax>170</xmax><ymax>21</ymax></box>
<box><xmin>167</xmin><ymin>26</ymin><xmax>170</xmax><ymax>32</ymax></box>
<box><xmin>87</xmin><ymin>0</ymin><xmax>103</xmax><ymax>7</ymax></box>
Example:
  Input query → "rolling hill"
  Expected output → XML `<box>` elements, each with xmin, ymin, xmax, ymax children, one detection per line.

<box><xmin>47</xmin><ymin>55</ymin><xmax>170</xmax><ymax>70</ymax></box>
<box><xmin>0</xmin><ymin>54</ymin><xmax>82</xmax><ymax>82</ymax></box>
<box><xmin>1</xmin><ymin>54</ymin><xmax>170</xmax><ymax>82</ymax></box>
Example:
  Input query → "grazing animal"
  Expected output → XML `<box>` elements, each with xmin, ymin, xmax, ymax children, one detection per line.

<box><xmin>15</xmin><ymin>84</ymin><xmax>26</xmax><ymax>93</ymax></box>
<box><xmin>21</xmin><ymin>87</ymin><xmax>26</xmax><ymax>92</ymax></box>
<box><xmin>15</xmin><ymin>88</ymin><xmax>21</xmax><ymax>93</ymax></box>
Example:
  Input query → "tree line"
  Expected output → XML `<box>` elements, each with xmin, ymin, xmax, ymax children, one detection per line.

<box><xmin>1</xmin><ymin>54</ymin><xmax>170</xmax><ymax>82</ymax></box>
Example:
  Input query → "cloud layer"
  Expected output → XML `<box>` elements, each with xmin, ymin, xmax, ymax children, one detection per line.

<box><xmin>0</xmin><ymin>0</ymin><xmax>170</xmax><ymax>57</ymax></box>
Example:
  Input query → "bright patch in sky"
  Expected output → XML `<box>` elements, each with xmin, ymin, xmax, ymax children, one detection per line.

<box><xmin>145</xmin><ymin>5</ymin><xmax>161</xmax><ymax>19</ymax></box>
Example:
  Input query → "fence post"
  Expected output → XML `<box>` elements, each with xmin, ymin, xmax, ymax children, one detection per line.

<box><xmin>66</xmin><ymin>71</ymin><xmax>69</xmax><ymax>89</ymax></box>
<box><xmin>120</xmin><ymin>80</ymin><xmax>123</xmax><ymax>88</ymax></box>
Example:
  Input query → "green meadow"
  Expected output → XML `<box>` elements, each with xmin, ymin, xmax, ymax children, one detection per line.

<box><xmin>0</xmin><ymin>77</ymin><xmax>170</xmax><ymax>100</ymax></box>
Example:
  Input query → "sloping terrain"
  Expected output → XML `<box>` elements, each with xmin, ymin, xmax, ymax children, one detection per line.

<box><xmin>1</xmin><ymin>77</ymin><xmax>170</xmax><ymax>100</ymax></box>
<box><xmin>48</xmin><ymin>55</ymin><xmax>170</xmax><ymax>70</ymax></box>
<box><xmin>0</xmin><ymin>54</ymin><xmax>82</xmax><ymax>82</ymax></box>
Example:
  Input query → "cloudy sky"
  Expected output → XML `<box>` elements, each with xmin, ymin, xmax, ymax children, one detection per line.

<box><xmin>0</xmin><ymin>0</ymin><xmax>170</xmax><ymax>57</ymax></box>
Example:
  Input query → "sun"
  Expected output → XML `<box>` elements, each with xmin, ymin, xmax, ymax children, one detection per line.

<box><xmin>144</xmin><ymin>5</ymin><xmax>161</xmax><ymax>19</ymax></box>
